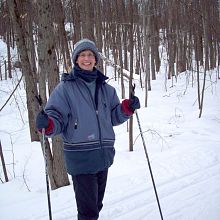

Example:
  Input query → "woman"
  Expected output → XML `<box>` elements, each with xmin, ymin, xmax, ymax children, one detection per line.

<box><xmin>36</xmin><ymin>39</ymin><xmax>140</xmax><ymax>220</ymax></box>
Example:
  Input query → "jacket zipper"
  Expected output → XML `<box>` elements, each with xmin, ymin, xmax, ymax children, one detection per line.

<box><xmin>75</xmin><ymin>79</ymin><xmax>106</xmax><ymax>168</ymax></box>
<box><xmin>80</xmin><ymin>80</ymin><xmax>103</xmax><ymax>151</ymax></box>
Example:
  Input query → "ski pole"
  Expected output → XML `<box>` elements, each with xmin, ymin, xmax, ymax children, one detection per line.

<box><xmin>36</xmin><ymin>95</ymin><xmax>52</xmax><ymax>220</ymax></box>
<box><xmin>131</xmin><ymin>85</ymin><xmax>164</xmax><ymax>220</ymax></box>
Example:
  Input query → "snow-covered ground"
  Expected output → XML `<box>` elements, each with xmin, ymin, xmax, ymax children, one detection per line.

<box><xmin>0</xmin><ymin>39</ymin><xmax>220</xmax><ymax>220</ymax></box>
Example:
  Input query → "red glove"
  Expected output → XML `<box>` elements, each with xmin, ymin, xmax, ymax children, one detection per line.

<box><xmin>121</xmin><ymin>96</ymin><xmax>140</xmax><ymax>116</ymax></box>
<box><xmin>121</xmin><ymin>99</ymin><xmax>133</xmax><ymax>116</ymax></box>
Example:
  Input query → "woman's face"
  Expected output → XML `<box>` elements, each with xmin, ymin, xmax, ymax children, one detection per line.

<box><xmin>76</xmin><ymin>50</ymin><xmax>96</xmax><ymax>71</ymax></box>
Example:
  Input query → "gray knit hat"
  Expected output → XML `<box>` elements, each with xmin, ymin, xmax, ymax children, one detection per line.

<box><xmin>72</xmin><ymin>39</ymin><xmax>100</xmax><ymax>65</ymax></box>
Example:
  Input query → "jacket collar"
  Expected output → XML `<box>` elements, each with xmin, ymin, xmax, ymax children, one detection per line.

<box><xmin>61</xmin><ymin>67</ymin><xmax>108</xmax><ymax>84</ymax></box>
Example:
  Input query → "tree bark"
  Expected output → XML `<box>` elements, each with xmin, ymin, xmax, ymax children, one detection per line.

<box><xmin>36</xmin><ymin>0</ymin><xmax>70</xmax><ymax>189</ymax></box>
<box><xmin>128</xmin><ymin>0</ymin><xmax>134</xmax><ymax>152</ymax></box>
<box><xmin>7</xmin><ymin>0</ymin><xmax>39</xmax><ymax>142</ymax></box>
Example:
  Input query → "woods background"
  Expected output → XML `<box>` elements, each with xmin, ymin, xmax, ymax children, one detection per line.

<box><xmin>0</xmin><ymin>0</ymin><xmax>219</xmax><ymax>189</ymax></box>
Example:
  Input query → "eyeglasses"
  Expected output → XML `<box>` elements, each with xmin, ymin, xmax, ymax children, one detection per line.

<box><xmin>78</xmin><ymin>53</ymin><xmax>95</xmax><ymax>59</ymax></box>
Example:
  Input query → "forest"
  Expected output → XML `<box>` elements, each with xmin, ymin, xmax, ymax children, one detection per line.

<box><xmin>0</xmin><ymin>0</ymin><xmax>219</xmax><ymax>189</ymax></box>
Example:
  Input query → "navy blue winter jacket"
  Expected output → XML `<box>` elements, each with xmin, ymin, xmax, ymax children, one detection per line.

<box><xmin>44</xmin><ymin>68</ymin><xmax>130</xmax><ymax>175</ymax></box>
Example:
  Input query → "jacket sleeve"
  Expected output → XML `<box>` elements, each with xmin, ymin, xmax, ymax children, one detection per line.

<box><xmin>110</xmin><ymin>88</ymin><xmax>130</xmax><ymax>126</ymax></box>
<box><xmin>44</xmin><ymin>83</ymin><xmax>70</xmax><ymax>137</ymax></box>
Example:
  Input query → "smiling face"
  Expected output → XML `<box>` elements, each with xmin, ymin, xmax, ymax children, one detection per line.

<box><xmin>76</xmin><ymin>50</ymin><xmax>96</xmax><ymax>71</ymax></box>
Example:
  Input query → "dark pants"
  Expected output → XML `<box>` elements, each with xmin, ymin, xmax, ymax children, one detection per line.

<box><xmin>72</xmin><ymin>169</ymin><xmax>108</xmax><ymax>220</ymax></box>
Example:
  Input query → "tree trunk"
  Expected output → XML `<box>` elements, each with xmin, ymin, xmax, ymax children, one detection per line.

<box><xmin>6</xmin><ymin>31</ymin><xmax>12</xmax><ymax>79</ymax></box>
<box><xmin>54</xmin><ymin>0</ymin><xmax>72</xmax><ymax>72</ymax></box>
<box><xmin>94</xmin><ymin>0</ymin><xmax>103</xmax><ymax>71</ymax></box>
<box><xmin>7</xmin><ymin>0</ymin><xmax>39</xmax><ymax>142</ymax></box>
<box><xmin>128</xmin><ymin>0</ymin><xmax>134</xmax><ymax>152</ymax></box>
<box><xmin>143</xmin><ymin>1</ymin><xmax>150</xmax><ymax>107</ymax></box>
<box><xmin>80</xmin><ymin>0</ymin><xmax>94</xmax><ymax>40</ymax></box>
<box><xmin>36</xmin><ymin>0</ymin><xmax>70</xmax><ymax>189</ymax></box>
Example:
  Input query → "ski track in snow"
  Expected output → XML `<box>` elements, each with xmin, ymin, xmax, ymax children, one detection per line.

<box><xmin>98</xmin><ymin>150</ymin><xmax>220</xmax><ymax>220</ymax></box>
<box><xmin>43</xmin><ymin>146</ymin><xmax>220</xmax><ymax>220</ymax></box>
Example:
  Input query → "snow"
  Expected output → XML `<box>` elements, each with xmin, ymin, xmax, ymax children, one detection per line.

<box><xmin>0</xmin><ymin>39</ymin><xmax>220</xmax><ymax>220</ymax></box>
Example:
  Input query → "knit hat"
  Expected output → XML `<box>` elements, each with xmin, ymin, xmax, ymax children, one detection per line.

<box><xmin>72</xmin><ymin>39</ymin><xmax>100</xmax><ymax>65</ymax></box>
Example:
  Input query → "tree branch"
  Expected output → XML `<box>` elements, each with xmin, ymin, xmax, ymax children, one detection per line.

<box><xmin>0</xmin><ymin>75</ymin><xmax>23</xmax><ymax>112</ymax></box>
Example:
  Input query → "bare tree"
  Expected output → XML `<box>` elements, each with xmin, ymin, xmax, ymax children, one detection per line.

<box><xmin>54</xmin><ymin>0</ymin><xmax>72</xmax><ymax>72</ymax></box>
<box><xmin>142</xmin><ymin>0</ymin><xmax>151</xmax><ymax>107</ymax></box>
<box><xmin>128</xmin><ymin>0</ymin><xmax>134</xmax><ymax>152</ymax></box>
<box><xmin>80</xmin><ymin>0</ymin><xmax>94</xmax><ymax>40</ymax></box>
<box><xmin>36</xmin><ymin>0</ymin><xmax>70</xmax><ymax>189</ymax></box>
<box><xmin>7</xmin><ymin>0</ymin><xmax>39</xmax><ymax>142</ymax></box>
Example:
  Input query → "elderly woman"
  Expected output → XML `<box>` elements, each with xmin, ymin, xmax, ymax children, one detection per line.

<box><xmin>36</xmin><ymin>39</ymin><xmax>140</xmax><ymax>220</ymax></box>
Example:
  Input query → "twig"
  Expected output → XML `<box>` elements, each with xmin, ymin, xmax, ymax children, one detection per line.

<box><xmin>22</xmin><ymin>157</ymin><xmax>31</xmax><ymax>192</ymax></box>
<box><xmin>9</xmin><ymin>135</ymin><xmax>16</xmax><ymax>178</ymax></box>
<box><xmin>133</xmin><ymin>128</ymin><xmax>169</xmax><ymax>151</ymax></box>
<box><xmin>0</xmin><ymin>75</ymin><xmax>23</xmax><ymax>112</ymax></box>
<box><xmin>0</xmin><ymin>177</ymin><xmax>4</xmax><ymax>183</ymax></box>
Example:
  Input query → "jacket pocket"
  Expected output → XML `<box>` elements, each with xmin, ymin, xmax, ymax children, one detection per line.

<box><xmin>63</xmin><ymin>115</ymin><xmax>78</xmax><ymax>142</ymax></box>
